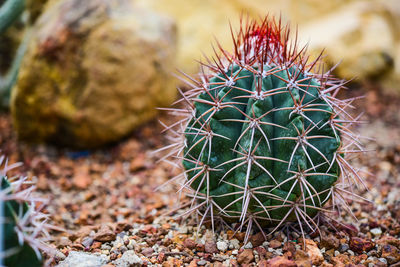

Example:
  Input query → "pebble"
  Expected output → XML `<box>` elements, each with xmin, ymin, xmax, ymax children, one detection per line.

<box><xmin>56</xmin><ymin>251</ymin><xmax>108</xmax><ymax>267</ymax></box>
<box><xmin>229</xmin><ymin>239</ymin><xmax>240</xmax><ymax>249</ymax></box>
<box><xmin>205</xmin><ymin>241</ymin><xmax>219</xmax><ymax>254</ymax></box>
<box><xmin>197</xmin><ymin>260</ymin><xmax>207</xmax><ymax>266</ymax></box>
<box><xmin>378</xmin><ymin>258</ymin><xmax>388</xmax><ymax>264</ymax></box>
<box><xmin>269</xmin><ymin>239</ymin><xmax>282</xmax><ymax>249</ymax></box>
<box><xmin>58</xmin><ymin>236</ymin><xmax>72</xmax><ymax>248</ymax></box>
<box><xmin>334</xmin><ymin>250</ymin><xmax>340</xmax><ymax>257</ymax></box>
<box><xmin>349</xmin><ymin>237</ymin><xmax>375</xmax><ymax>253</ymax></box>
<box><xmin>266</xmin><ymin>256</ymin><xmax>297</xmax><ymax>267</ymax></box>
<box><xmin>81</xmin><ymin>236</ymin><xmax>94</xmax><ymax>248</ymax></box>
<box><xmin>338</xmin><ymin>243</ymin><xmax>349</xmax><ymax>253</ymax></box>
<box><xmin>101</xmin><ymin>244</ymin><xmax>112</xmax><ymax>250</ymax></box>
<box><xmin>217</xmin><ymin>241</ymin><xmax>228</xmax><ymax>252</ymax></box>
<box><xmin>370</xmin><ymin>228</ymin><xmax>382</xmax><ymax>237</ymax></box>
<box><xmin>179</xmin><ymin>226</ymin><xmax>188</xmax><ymax>234</ymax></box>
<box><xmin>262</xmin><ymin>241</ymin><xmax>269</xmax><ymax>247</ymax></box>
<box><xmin>141</xmin><ymin>247</ymin><xmax>154</xmax><ymax>257</ymax></box>
<box><xmin>113</xmin><ymin>250</ymin><xmax>142</xmax><ymax>267</ymax></box>
<box><xmin>237</xmin><ymin>249</ymin><xmax>254</xmax><ymax>264</ymax></box>
<box><xmin>94</xmin><ymin>226</ymin><xmax>116</xmax><ymax>242</ymax></box>
<box><xmin>244</xmin><ymin>242</ymin><xmax>253</xmax><ymax>249</ymax></box>
<box><xmin>183</xmin><ymin>238</ymin><xmax>196</xmax><ymax>250</ymax></box>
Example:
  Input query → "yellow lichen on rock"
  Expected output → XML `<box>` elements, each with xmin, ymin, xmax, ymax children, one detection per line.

<box><xmin>11</xmin><ymin>0</ymin><xmax>177</xmax><ymax>148</ymax></box>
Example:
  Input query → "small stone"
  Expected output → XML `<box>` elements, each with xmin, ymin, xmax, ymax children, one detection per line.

<box><xmin>58</xmin><ymin>236</ymin><xmax>72</xmax><ymax>248</ymax></box>
<box><xmin>91</xmin><ymin>241</ymin><xmax>102</xmax><ymax>250</ymax></box>
<box><xmin>101</xmin><ymin>244</ymin><xmax>112</xmax><ymax>250</ymax></box>
<box><xmin>229</xmin><ymin>239</ymin><xmax>240</xmax><ymax>249</ymax></box>
<box><xmin>269</xmin><ymin>239</ymin><xmax>282</xmax><ymax>249</ymax></box>
<box><xmin>183</xmin><ymin>238</ymin><xmax>196</xmax><ymax>250</ymax></box>
<box><xmin>94</xmin><ymin>225</ymin><xmax>116</xmax><ymax>242</ymax></box>
<box><xmin>188</xmin><ymin>259</ymin><xmax>199</xmax><ymax>267</ymax></box>
<box><xmin>266</xmin><ymin>256</ymin><xmax>297</xmax><ymax>267</ymax></box>
<box><xmin>81</xmin><ymin>236</ymin><xmax>94</xmax><ymax>249</ymax></box>
<box><xmin>295</xmin><ymin>250</ymin><xmax>312</xmax><ymax>267</ymax></box>
<box><xmin>110</xmin><ymin>253</ymin><xmax>118</xmax><ymax>261</ymax></box>
<box><xmin>56</xmin><ymin>251</ymin><xmax>108</xmax><ymax>267</ymax></box>
<box><xmin>349</xmin><ymin>237</ymin><xmax>375</xmax><ymax>253</ymax></box>
<box><xmin>178</xmin><ymin>226</ymin><xmax>188</xmax><ymax>234</ymax></box>
<box><xmin>304</xmin><ymin>239</ymin><xmax>323</xmax><ymax>265</ymax></box>
<box><xmin>250</xmin><ymin>232</ymin><xmax>265</xmax><ymax>247</ymax></box>
<box><xmin>113</xmin><ymin>250</ymin><xmax>142</xmax><ymax>267</ymax></box>
<box><xmin>377</xmin><ymin>235</ymin><xmax>400</xmax><ymax>248</ymax></box>
<box><xmin>237</xmin><ymin>249</ymin><xmax>254</xmax><ymax>265</ymax></box>
<box><xmin>232</xmin><ymin>249</ymin><xmax>238</xmax><ymax>255</ymax></box>
<box><xmin>338</xmin><ymin>243</ymin><xmax>349</xmax><ymax>253</ymax></box>
<box><xmin>254</xmin><ymin>246</ymin><xmax>268</xmax><ymax>260</ymax></box>
<box><xmin>334</xmin><ymin>250</ymin><xmax>340</xmax><ymax>257</ymax></box>
<box><xmin>381</xmin><ymin>244</ymin><xmax>400</xmax><ymax>264</ymax></box>
<box><xmin>197</xmin><ymin>260</ymin><xmax>207</xmax><ymax>266</ymax></box>
<box><xmin>378</xmin><ymin>258</ymin><xmax>388</xmax><ymax>264</ymax></box>
<box><xmin>205</xmin><ymin>241</ymin><xmax>219</xmax><ymax>254</ymax></box>
<box><xmin>320</xmin><ymin>234</ymin><xmax>339</xmax><ymax>249</ymax></box>
<box><xmin>142</xmin><ymin>247</ymin><xmax>154</xmax><ymax>257</ymax></box>
<box><xmin>257</xmin><ymin>259</ymin><xmax>268</xmax><ymax>267</ymax></box>
<box><xmin>244</xmin><ymin>242</ymin><xmax>253</xmax><ymax>249</ymax></box>
<box><xmin>370</xmin><ymin>228</ymin><xmax>382</xmax><ymax>237</ymax></box>
<box><xmin>216</xmin><ymin>241</ymin><xmax>228</xmax><ymax>252</ymax></box>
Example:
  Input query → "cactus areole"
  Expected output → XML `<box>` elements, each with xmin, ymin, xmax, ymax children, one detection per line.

<box><xmin>163</xmin><ymin>17</ymin><xmax>364</xmax><ymax>234</ymax></box>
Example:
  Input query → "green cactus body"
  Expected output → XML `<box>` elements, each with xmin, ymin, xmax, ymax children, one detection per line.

<box><xmin>0</xmin><ymin>0</ymin><xmax>25</xmax><ymax>35</ymax></box>
<box><xmin>1</xmin><ymin>177</ymin><xmax>42</xmax><ymax>267</ymax></box>
<box><xmin>183</xmin><ymin>63</ymin><xmax>340</xmax><ymax>223</ymax></box>
<box><xmin>0</xmin><ymin>157</ymin><xmax>47</xmax><ymax>267</ymax></box>
<box><xmin>164</xmin><ymin>17</ymin><xmax>364</xmax><ymax>235</ymax></box>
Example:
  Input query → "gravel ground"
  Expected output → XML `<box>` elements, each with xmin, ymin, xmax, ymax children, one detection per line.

<box><xmin>1</xmin><ymin>87</ymin><xmax>399</xmax><ymax>267</ymax></box>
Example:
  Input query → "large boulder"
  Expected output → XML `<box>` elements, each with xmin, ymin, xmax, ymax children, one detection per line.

<box><xmin>133</xmin><ymin>0</ymin><xmax>355</xmax><ymax>74</ymax></box>
<box><xmin>299</xmin><ymin>1</ymin><xmax>398</xmax><ymax>88</ymax></box>
<box><xmin>134</xmin><ymin>0</ymin><xmax>400</xmax><ymax>93</ymax></box>
<box><xmin>11</xmin><ymin>0</ymin><xmax>177</xmax><ymax>148</ymax></box>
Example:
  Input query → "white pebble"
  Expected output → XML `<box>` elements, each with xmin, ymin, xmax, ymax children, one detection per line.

<box><xmin>244</xmin><ymin>242</ymin><xmax>253</xmax><ymax>249</ymax></box>
<box><xmin>370</xmin><ymin>228</ymin><xmax>382</xmax><ymax>237</ymax></box>
<box><xmin>229</xmin><ymin>239</ymin><xmax>240</xmax><ymax>249</ymax></box>
<box><xmin>217</xmin><ymin>241</ymin><xmax>228</xmax><ymax>252</ymax></box>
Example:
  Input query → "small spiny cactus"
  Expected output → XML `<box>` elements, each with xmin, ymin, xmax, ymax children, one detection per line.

<box><xmin>0</xmin><ymin>155</ymin><xmax>53</xmax><ymax>267</ymax></box>
<box><xmin>160</xmin><ymin>17</ymin><xmax>367</xmax><ymax>241</ymax></box>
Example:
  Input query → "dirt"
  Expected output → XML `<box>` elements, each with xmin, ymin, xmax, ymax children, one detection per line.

<box><xmin>1</xmin><ymin>86</ymin><xmax>399</xmax><ymax>266</ymax></box>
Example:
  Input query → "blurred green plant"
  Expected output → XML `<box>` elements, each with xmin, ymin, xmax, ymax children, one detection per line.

<box><xmin>0</xmin><ymin>0</ymin><xmax>29</xmax><ymax>108</ymax></box>
<box><xmin>0</xmin><ymin>155</ymin><xmax>54</xmax><ymax>266</ymax></box>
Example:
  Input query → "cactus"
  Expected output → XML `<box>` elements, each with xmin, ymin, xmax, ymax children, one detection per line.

<box><xmin>0</xmin><ymin>156</ymin><xmax>53</xmax><ymax>267</ymax></box>
<box><xmin>0</xmin><ymin>0</ymin><xmax>25</xmax><ymax>34</ymax></box>
<box><xmin>161</xmin><ymin>17</ymin><xmax>366</xmax><ymax>240</ymax></box>
<box><xmin>0</xmin><ymin>0</ymin><xmax>28</xmax><ymax>107</ymax></box>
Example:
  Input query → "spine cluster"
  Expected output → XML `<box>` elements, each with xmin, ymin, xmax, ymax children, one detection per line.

<box><xmin>160</xmin><ymin>17</ymin><xmax>367</xmax><ymax>241</ymax></box>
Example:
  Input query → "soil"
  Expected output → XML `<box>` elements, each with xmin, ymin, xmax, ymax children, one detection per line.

<box><xmin>1</xmin><ymin>86</ymin><xmax>399</xmax><ymax>266</ymax></box>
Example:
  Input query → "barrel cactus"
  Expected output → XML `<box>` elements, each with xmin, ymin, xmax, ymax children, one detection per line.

<box><xmin>161</xmin><ymin>17</ymin><xmax>365</xmax><ymax>239</ymax></box>
<box><xmin>1</xmin><ymin>156</ymin><xmax>52</xmax><ymax>266</ymax></box>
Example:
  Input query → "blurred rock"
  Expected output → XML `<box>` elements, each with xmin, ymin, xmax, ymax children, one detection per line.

<box><xmin>11</xmin><ymin>0</ymin><xmax>177</xmax><ymax>148</ymax></box>
<box><xmin>299</xmin><ymin>1</ymin><xmax>399</xmax><ymax>90</ymax></box>
<box><xmin>132</xmin><ymin>0</ymin><xmax>355</xmax><ymax>75</ymax></box>
<box><xmin>134</xmin><ymin>0</ymin><xmax>400</xmax><ymax>93</ymax></box>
